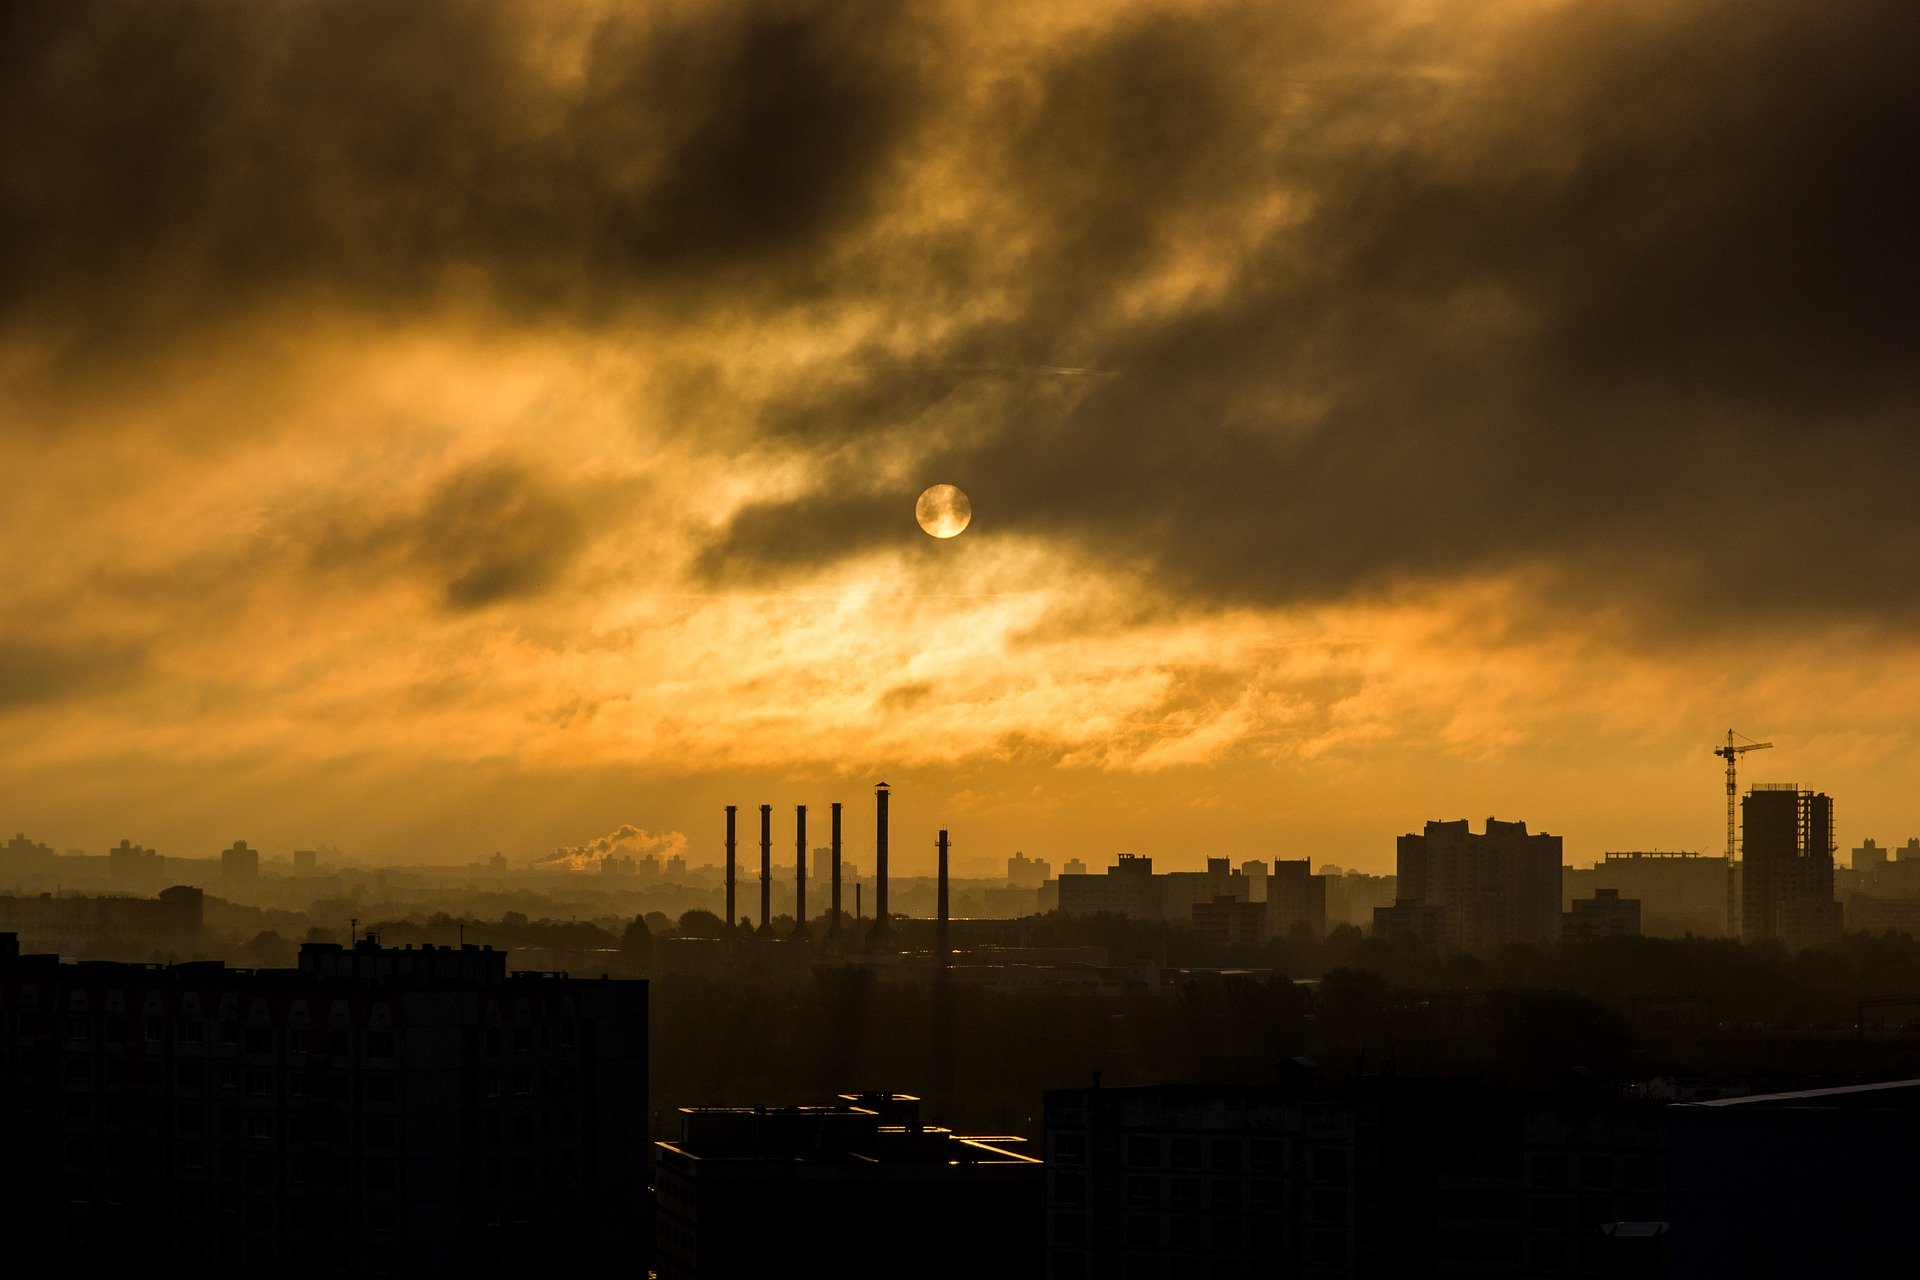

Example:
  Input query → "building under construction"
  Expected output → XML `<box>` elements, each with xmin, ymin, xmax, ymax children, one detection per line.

<box><xmin>1740</xmin><ymin>785</ymin><xmax>1840</xmax><ymax>948</ymax></box>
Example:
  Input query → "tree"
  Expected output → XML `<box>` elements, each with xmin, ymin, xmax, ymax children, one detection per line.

<box><xmin>621</xmin><ymin>915</ymin><xmax>654</xmax><ymax>970</ymax></box>
<box><xmin>677</xmin><ymin>908</ymin><xmax>726</xmax><ymax>937</ymax></box>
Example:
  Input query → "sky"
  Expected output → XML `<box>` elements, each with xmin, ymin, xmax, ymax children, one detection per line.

<box><xmin>2</xmin><ymin>0</ymin><xmax>1916</xmax><ymax>875</ymax></box>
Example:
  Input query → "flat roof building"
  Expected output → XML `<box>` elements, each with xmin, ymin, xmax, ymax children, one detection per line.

<box><xmin>0</xmin><ymin>933</ymin><xmax>648</xmax><ymax>1275</ymax></box>
<box><xmin>654</xmin><ymin>1092</ymin><xmax>1040</xmax><ymax>1279</ymax></box>
<box><xmin>1379</xmin><ymin>818</ymin><xmax>1562</xmax><ymax>948</ymax></box>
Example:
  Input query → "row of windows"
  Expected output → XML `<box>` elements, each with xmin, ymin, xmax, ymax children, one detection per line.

<box><xmin>43</xmin><ymin>1018</ymin><xmax>399</xmax><ymax>1059</ymax></box>
<box><xmin>51</xmin><ymin>1056</ymin><xmax>400</xmax><ymax>1101</ymax></box>
<box><xmin>1052</xmin><ymin>1131</ymin><xmax>1336</xmax><ymax>1178</ymax></box>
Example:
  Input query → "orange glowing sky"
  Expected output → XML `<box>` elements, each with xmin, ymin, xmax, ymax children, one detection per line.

<box><xmin>2</xmin><ymin>0</ymin><xmax>1916</xmax><ymax>873</ymax></box>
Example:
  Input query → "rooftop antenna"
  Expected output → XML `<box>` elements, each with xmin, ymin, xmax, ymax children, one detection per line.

<box><xmin>350</xmin><ymin>916</ymin><xmax>359</xmax><ymax>945</ymax></box>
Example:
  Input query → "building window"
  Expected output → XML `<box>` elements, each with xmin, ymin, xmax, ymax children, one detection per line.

<box><xmin>1170</xmin><ymin>1137</ymin><xmax>1201</xmax><ymax>1169</ymax></box>
<box><xmin>289</xmin><ymin>1028</ymin><xmax>309</xmax><ymax>1054</ymax></box>
<box><xmin>245</xmin><ymin>1070</ymin><xmax>273</xmax><ymax>1097</ymax></box>
<box><xmin>1125</xmin><ymin>1215</ymin><xmax>1159</xmax><ymax>1249</ymax></box>
<box><xmin>179</xmin><ymin>1019</ymin><xmax>205</xmax><ymax>1045</ymax></box>
<box><xmin>1210</xmin><ymin>1138</ymin><xmax>1242</xmax><ymax>1171</ymax></box>
<box><xmin>1052</xmin><ymin>1132</ymin><xmax>1087</xmax><ymax>1164</ymax></box>
<box><xmin>1210</xmin><ymin>1216</ymin><xmax>1242</xmax><ymax>1250</ymax></box>
<box><xmin>1170</xmin><ymin>1177</ymin><xmax>1199</xmax><ymax>1209</ymax></box>
<box><xmin>1170</xmin><ymin>1216</ymin><xmax>1201</xmax><ymax>1249</ymax></box>
<box><xmin>1311</xmin><ymin>1189</ymin><xmax>1348</xmax><ymax>1225</ymax></box>
<box><xmin>367</xmin><ymin>1030</ymin><xmax>395</xmax><ymax>1058</ymax></box>
<box><xmin>1126</xmin><ymin>1175</ymin><xmax>1158</xmax><ymax>1207</ymax></box>
<box><xmin>366</xmin><ymin>1074</ymin><xmax>396</xmax><ymax>1104</ymax></box>
<box><xmin>1051</xmin><ymin>1212</ymin><xmax>1086</xmax><ymax>1246</ymax></box>
<box><xmin>246</xmin><ymin>1115</ymin><xmax>275</xmax><ymax>1140</ymax></box>
<box><xmin>1529</xmin><ymin>1152</ymin><xmax>1567</xmax><ymax>1189</ymax></box>
<box><xmin>64</xmin><ymin>1015</ymin><xmax>90</xmax><ymax>1043</ymax></box>
<box><xmin>1249</xmin><ymin>1139</ymin><xmax>1281</xmax><ymax>1172</ymax></box>
<box><xmin>1311</xmin><ymin>1146</ymin><xmax>1347</xmax><ymax>1180</ymax></box>
<box><xmin>1053</xmin><ymin>1171</ymin><xmax>1087</xmax><ymax>1205</ymax></box>
<box><xmin>1126</xmin><ymin>1135</ymin><xmax>1160</xmax><ymax>1167</ymax></box>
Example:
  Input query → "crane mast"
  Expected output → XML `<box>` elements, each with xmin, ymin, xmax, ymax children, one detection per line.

<box><xmin>1713</xmin><ymin>729</ymin><xmax>1772</xmax><ymax>935</ymax></box>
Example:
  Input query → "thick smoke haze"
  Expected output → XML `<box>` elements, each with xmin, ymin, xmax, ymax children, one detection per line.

<box><xmin>2</xmin><ymin>0</ymin><xmax>1916</xmax><ymax>868</ymax></box>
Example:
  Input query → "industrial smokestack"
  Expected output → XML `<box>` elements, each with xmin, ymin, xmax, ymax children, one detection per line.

<box><xmin>792</xmin><ymin>804</ymin><xmax>808</xmax><ymax>940</ymax></box>
<box><xmin>829</xmin><ymin>801</ymin><xmax>843</xmax><ymax>936</ymax></box>
<box><xmin>758</xmin><ymin>803</ymin><xmax>772</xmax><ymax>935</ymax></box>
<box><xmin>936</xmin><ymin>828</ymin><xmax>950</xmax><ymax>969</ymax></box>
<box><xmin>871</xmin><ymin>782</ymin><xmax>890</xmax><ymax>945</ymax></box>
<box><xmin>725</xmin><ymin>806</ymin><xmax>737</xmax><ymax>934</ymax></box>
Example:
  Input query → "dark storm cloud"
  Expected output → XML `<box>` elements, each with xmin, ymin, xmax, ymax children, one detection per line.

<box><xmin>309</xmin><ymin>460</ymin><xmax>621</xmax><ymax>610</ymax></box>
<box><xmin>705</xmin><ymin>0</ymin><xmax>1920</xmax><ymax>628</ymax></box>
<box><xmin>5</xmin><ymin>0</ymin><xmax>1917</xmax><ymax>629</ymax></box>
<box><xmin>0</xmin><ymin>0</ymin><xmax>921</xmax><ymax>337</ymax></box>
<box><xmin>0</xmin><ymin>639</ymin><xmax>149</xmax><ymax>710</ymax></box>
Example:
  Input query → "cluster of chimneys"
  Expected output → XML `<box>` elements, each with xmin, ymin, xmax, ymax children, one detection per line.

<box><xmin>723</xmin><ymin>783</ymin><xmax>950</xmax><ymax>963</ymax></box>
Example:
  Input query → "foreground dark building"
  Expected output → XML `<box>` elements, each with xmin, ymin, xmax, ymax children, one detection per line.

<box><xmin>0</xmin><ymin>933</ymin><xmax>648</xmax><ymax>1277</ymax></box>
<box><xmin>1044</xmin><ymin>1077</ymin><xmax>1669</xmax><ymax>1279</ymax></box>
<box><xmin>1671</xmin><ymin>1080</ymin><xmax>1920</xmax><ymax>1279</ymax></box>
<box><xmin>655</xmin><ymin>1092</ymin><xmax>1042</xmax><ymax>1279</ymax></box>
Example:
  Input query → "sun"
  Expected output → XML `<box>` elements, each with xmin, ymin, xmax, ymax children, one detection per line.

<box><xmin>915</xmin><ymin>484</ymin><xmax>972</xmax><ymax>538</ymax></box>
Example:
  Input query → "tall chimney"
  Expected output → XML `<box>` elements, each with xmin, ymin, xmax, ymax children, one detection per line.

<box><xmin>758</xmin><ymin>803</ymin><xmax>772</xmax><ymax>935</ymax></box>
<box><xmin>871</xmin><ymin>782</ymin><xmax>890</xmax><ymax>944</ymax></box>
<box><xmin>724</xmin><ymin>806</ymin><xmax>737</xmax><ymax>933</ymax></box>
<box><xmin>792</xmin><ymin>804</ymin><xmax>808</xmax><ymax>940</ymax></box>
<box><xmin>936</xmin><ymin>828</ymin><xmax>950</xmax><ymax>969</ymax></box>
<box><xmin>829</xmin><ymin>801</ymin><xmax>843</xmax><ymax>936</ymax></box>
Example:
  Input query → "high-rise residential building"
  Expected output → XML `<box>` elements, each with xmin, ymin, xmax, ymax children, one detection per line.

<box><xmin>0</xmin><ymin>933</ymin><xmax>649</xmax><ymax>1273</ymax></box>
<box><xmin>1007</xmin><ymin>852</ymin><xmax>1052</xmax><ymax>887</ymax></box>
<box><xmin>1852</xmin><ymin>838</ymin><xmax>1887</xmax><ymax>872</ymax></box>
<box><xmin>1267</xmin><ymin>859</ymin><xmax>1327</xmax><ymax>939</ymax></box>
<box><xmin>1238</xmin><ymin>860</ymin><xmax>1269</xmax><ymax>901</ymax></box>
<box><xmin>1375</xmin><ymin>818</ymin><xmax>1562</xmax><ymax>948</ymax></box>
<box><xmin>221</xmin><ymin>840</ymin><xmax>259</xmax><ymax>882</ymax></box>
<box><xmin>292</xmin><ymin>848</ymin><xmax>318</xmax><ymax>876</ymax></box>
<box><xmin>1058</xmin><ymin>856</ymin><xmax>1163</xmax><ymax>921</ymax></box>
<box><xmin>1740</xmin><ymin>785</ymin><xmax>1839</xmax><ymax>947</ymax></box>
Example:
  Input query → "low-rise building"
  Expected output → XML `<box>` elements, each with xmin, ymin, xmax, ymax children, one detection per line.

<box><xmin>1562</xmin><ymin>888</ymin><xmax>1642</xmax><ymax>943</ymax></box>
<box><xmin>654</xmin><ymin>1093</ymin><xmax>1041</xmax><ymax>1279</ymax></box>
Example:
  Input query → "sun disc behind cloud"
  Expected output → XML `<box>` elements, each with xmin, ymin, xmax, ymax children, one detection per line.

<box><xmin>916</xmin><ymin>484</ymin><xmax>972</xmax><ymax>538</ymax></box>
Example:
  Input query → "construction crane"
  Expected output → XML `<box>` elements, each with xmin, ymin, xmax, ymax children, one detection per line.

<box><xmin>1714</xmin><ymin>729</ymin><xmax>1772</xmax><ymax>936</ymax></box>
